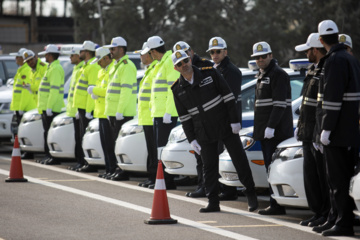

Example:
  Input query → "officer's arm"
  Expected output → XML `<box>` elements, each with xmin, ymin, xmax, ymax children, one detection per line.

<box><xmin>19</xmin><ymin>68</ymin><xmax>32</xmax><ymax>110</ymax></box>
<box><xmin>47</xmin><ymin>67</ymin><xmax>64</xmax><ymax>110</ymax></box>
<box><xmin>172</xmin><ymin>88</ymin><xmax>196</xmax><ymax>143</ymax></box>
<box><xmin>321</xmin><ymin>57</ymin><xmax>347</xmax><ymax>131</ymax></box>
<box><xmin>214</xmin><ymin>70</ymin><xmax>239</xmax><ymax>123</ymax></box>
<box><xmin>267</xmin><ymin>71</ymin><xmax>290</xmax><ymax>128</ymax></box>
<box><xmin>224</xmin><ymin>67</ymin><xmax>242</xmax><ymax>99</ymax></box>
<box><xmin>165</xmin><ymin>64</ymin><xmax>180</xmax><ymax>115</ymax></box>
<box><xmin>85</xmin><ymin>65</ymin><xmax>101</xmax><ymax>113</ymax></box>
<box><xmin>116</xmin><ymin>65</ymin><xmax>137</xmax><ymax>114</ymax></box>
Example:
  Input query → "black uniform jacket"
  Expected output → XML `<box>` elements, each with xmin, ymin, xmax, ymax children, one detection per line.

<box><xmin>216</xmin><ymin>56</ymin><xmax>243</xmax><ymax>123</ymax></box>
<box><xmin>253</xmin><ymin>59</ymin><xmax>293</xmax><ymax>141</ymax></box>
<box><xmin>318</xmin><ymin>43</ymin><xmax>360</xmax><ymax>147</ymax></box>
<box><xmin>172</xmin><ymin>66</ymin><xmax>239</xmax><ymax>145</ymax></box>
<box><xmin>297</xmin><ymin>63</ymin><xmax>322</xmax><ymax>142</ymax></box>
<box><xmin>192</xmin><ymin>54</ymin><xmax>213</xmax><ymax>68</ymax></box>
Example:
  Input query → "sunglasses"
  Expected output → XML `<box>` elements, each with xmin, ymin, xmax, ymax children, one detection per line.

<box><xmin>254</xmin><ymin>54</ymin><xmax>268</xmax><ymax>60</ymax></box>
<box><xmin>210</xmin><ymin>49</ymin><xmax>222</xmax><ymax>55</ymax></box>
<box><xmin>176</xmin><ymin>58</ymin><xmax>190</xmax><ymax>67</ymax></box>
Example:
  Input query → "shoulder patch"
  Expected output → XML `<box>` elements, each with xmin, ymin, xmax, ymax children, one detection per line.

<box><xmin>40</xmin><ymin>62</ymin><xmax>45</xmax><ymax>66</ymax></box>
<box><xmin>171</xmin><ymin>79</ymin><xmax>179</xmax><ymax>88</ymax></box>
<box><xmin>21</xmin><ymin>75</ymin><xmax>26</xmax><ymax>79</ymax></box>
<box><xmin>200</xmin><ymin>66</ymin><xmax>213</xmax><ymax>71</ymax></box>
<box><xmin>123</xmin><ymin>59</ymin><xmax>128</xmax><ymax>64</ymax></box>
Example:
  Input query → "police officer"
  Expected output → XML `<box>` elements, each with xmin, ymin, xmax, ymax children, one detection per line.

<box><xmin>137</xmin><ymin>42</ymin><xmax>158</xmax><ymax>188</ymax></box>
<box><xmin>172</xmin><ymin>41</ymin><xmax>213</xmax><ymax>198</ymax></box>
<box><xmin>294</xmin><ymin>33</ymin><xmax>329</xmax><ymax>227</ymax></box>
<box><xmin>37</xmin><ymin>44</ymin><xmax>65</xmax><ymax>165</ymax></box>
<box><xmin>338</xmin><ymin>34</ymin><xmax>353</xmax><ymax>55</ymax></box>
<box><xmin>103</xmin><ymin>36</ymin><xmax>137</xmax><ymax>181</ymax></box>
<box><xmin>88</xmin><ymin>47</ymin><xmax>115</xmax><ymax>179</ymax></box>
<box><xmin>313</xmin><ymin>20</ymin><xmax>360</xmax><ymax>237</ymax></box>
<box><xmin>62</xmin><ymin>46</ymin><xmax>84</xmax><ymax>169</ymax></box>
<box><xmin>207</xmin><ymin>36</ymin><xmax>243</xmax><ymax>200</ymax></box>
<box><xmin>141</xmin><ymin>36</ymin><xmax>179</xmax><ymax>189</ymax></box>
<box><xmin>9</xmin><ymin>48</ymin><xmax>33</xmax><ymax>126</ymax></box>
<box><xmin>21</xmin><ymin>49</ymin><xmax>48</xmax><ymax>159</ymax></box>
<box><xmin>171</xmin><ymin>50</ymin><xmax>258</xmax><ymax>212</ymax></box>
<box><xmin>72</xmin><ymin>41</ymin><xmax>101</xmax><ymax>172</ymax></box>
<box><xmin>252</xmin><ymin>41</ymin><xmax>293</xmax><ymax>215</ymax></box>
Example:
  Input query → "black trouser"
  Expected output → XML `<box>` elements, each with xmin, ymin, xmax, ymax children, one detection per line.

<box><xmin>201</xmin><ymin>133</ymin><xmax>255</xmax><ymax>205</ymax></box>
<box><xmin>143</xmin><ymin>125</ymin><xmax>158</xmax><ymax>181</ymax></box>
<box><xmin>41</xmin><ymin>112</ymin><xmax>59</xmax><ymax>157</ymax></box>
<box><xmin>153</xmin><ymin>117</ymin><xmax>178</xmax><ymax>182</ymax></box>
<box><xmin>303</xmin><ymin>141</ymin><xmax>330</xmax><ymax>218</ymax></box>
<box><xmin>260</xmin><ymin>138</ymin><xmax>283</xmax><ymax>208</ymax></box>
<box><xmin>73</xmin><ymin>118</ymin><xmax>83</xmax><ymax>162</ymax></box>
<box><xmin>77</xmin><ymin>109</ymin><xmax>90</xmax><ymax>166</ymax></box>
<box><xmin>108</xmin><ymin>116</ymin><xmax>133</xmax><ymax>144</ymax></box>
<box><xmin>15</xmin><ymin>111</ymin><xmax>23</xmax><ymax>126</ymax></box>
<box><xmin>99</xmin><ymin>118</ymin><xmax>118</xmax><ymax>174</ymax></box>
<box><xmin>194</xmin><ymin>153</ymin><xmax>204</xmax><ymax>189</ymax></box>
<box><xmin>323</xmin><ymin>146</ymin><xmax>357</xmax><ymax>227</ymax></box>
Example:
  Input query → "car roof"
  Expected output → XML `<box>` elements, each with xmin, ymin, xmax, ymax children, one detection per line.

<box><xmin>0</xmin><ymin>55</ymin><xmax>16</xmax><ymax>60</ymax></box>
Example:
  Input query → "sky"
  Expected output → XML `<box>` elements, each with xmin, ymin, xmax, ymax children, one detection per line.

<box><xmin>3</xmin><ymin>0</ymin><xmax>72</xmax><ymax>17</ymax></box>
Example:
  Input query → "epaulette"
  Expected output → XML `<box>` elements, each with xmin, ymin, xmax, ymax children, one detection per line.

<box><xmin>123</xmin><ymin>59</ymin><xmax>128</xmax><ymax>64</ymax></box>
<box><xmin>171</xmin><ymin>79</ymin><xmax>179</xmax><ymax>88</ymax></box>
<box><xmin>40</xmin><ymin>62</ymin><xmax>46</xmax><ymax>66</ymax></box>
<box><xmin>201</xmin><ymin>58</ymin><xmax>207</xmax><ymax>61</ymax></box>
<box><xmin>200</xmin><ymin>66</ymin><xmax>213</xmax><ymax>71</ymax></box>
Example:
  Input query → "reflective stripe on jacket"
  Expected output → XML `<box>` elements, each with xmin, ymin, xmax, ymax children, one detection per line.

<box><xmin>10</xmin><ymin>63</ymin><xmax>33</xmax><ymax>111</ymax></box>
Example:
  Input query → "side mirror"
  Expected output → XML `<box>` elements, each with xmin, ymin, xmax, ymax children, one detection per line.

<box><xmin>6</xmin><ymin>78</ymin><xmax>14</xmax><ymax>87</ymax></box>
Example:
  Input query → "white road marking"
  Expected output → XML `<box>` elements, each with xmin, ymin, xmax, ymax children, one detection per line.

<box><xmin>0</xmin><ymin>156</ymin><xmax>351</xmax><ymax>240</ymax></box>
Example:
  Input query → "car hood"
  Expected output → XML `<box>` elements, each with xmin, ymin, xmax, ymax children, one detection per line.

<box><xmin>276</xmin><ymin>137</ymin><xmax>302</xmax><ymax>148</ymax></box>
<box><xmin>0</xmin><ymin>85</ymin><xmax>13</xmax><ymax>102</ymax></box>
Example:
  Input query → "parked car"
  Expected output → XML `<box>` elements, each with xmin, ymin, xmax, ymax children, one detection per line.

<box><xmin>350</xmin><ymin>171</ymin><xmax>360</xmax><ymax>217</ymax></box>
<box><xmin>116</xmin><ymin>68</ymin><xmax>257</xmax><ymax>172</ymax></box>
<box><xmin>267</xmin><ymin>137</ymin><xmax>307</xmax><ymax>208</ymax></box>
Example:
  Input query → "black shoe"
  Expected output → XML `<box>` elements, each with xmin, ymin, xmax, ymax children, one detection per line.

<box><xmin>44</xmin><ymin>158</ymin><xmax>60</xmax><ymax>165</ymax></box>
<box><xmin>308</xmin><ymin>216</ymin><xmax>326</xmax><ymax>227</ymax></box>
<box><xmin>139</xmin><ymin>180</ymin><xmax>155</xmax><ymax>187</ymax></box>
<box><xmin>199</xmin><ymin>204</ymin><xmax>220</xmax><ymax>213</ymax></box>
<box><xmin>300</xmin><ymin>215</ymin><xmax>318</xmax><ymax>226</ymax></box>
<box><xmin>21</xmin><ymin>152</ymin><xmax>34</xmax><ymax>159</ymax></box>
<box><xmin>258</xmin><ymin>206</ymin><xmax>286</xmax><ymax>215</ymax></box>
<box><xmin>148</xmin><ymin>184</ymin><xmax>155</xmax><ymax>189</ymax></box>
<box><xmin>68</xmin><ymin>163</ymin><xmax>83</xmax><ymax>171</ymax></box>
<box><xmin>187</xmin><ymin>188</ymin><xmax>206</xmax><ymax>198</ymax></box>
<box><xmin>322</xmin><ymin>225</ymin><xmax>354</xmax><ymax>236</ymax></box>
<box><xmin>243</xmin><ymin>189</ymin><xmax>258</xmax><ymax>212</ymax></box>
<box><xmin>111</xmin><ymin>171</ymin><xmax>129</xmax><ymax>181</ymax></box>
<box><xmin>76</xmin><ymin>164</ymin><xmax>97</xmax><ymax>172</ymax></box>
<box><xmin>98</xmin><ymin>172</ymin><xmax>108</xmax><ymax>178</ymax></box>
<box><xmin>312</xmin><ymin>221</ymin><xmax>334</xmax><ymax>233</ymax></box>
<box><xmin>219</xmin><ymin>192</ymin><xmax>238</xmax><ymax>201</ymax></box>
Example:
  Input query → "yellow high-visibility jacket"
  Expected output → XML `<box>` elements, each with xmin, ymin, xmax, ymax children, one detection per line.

<box><xmin>66</xmin><ymin>61</ymin><xmax>84</xmax><ymax>117</ymax></box>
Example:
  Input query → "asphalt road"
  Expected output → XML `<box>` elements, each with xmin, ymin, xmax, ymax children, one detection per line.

<box><xmin>0</xmin><ymin>147</ymin><xmax>359</xmax><ymax>240</ymax></box>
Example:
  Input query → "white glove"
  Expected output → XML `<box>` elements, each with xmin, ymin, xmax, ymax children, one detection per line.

<box><xmin>91</xmin><ymin>93</ymin><xmax>98</xmax><ymax>100</ymax></box>
<box><xmin>294</xmin><ymin>128</ymin><xmax>299</xmax><ymax>141</ymax></box>
<box><xmin>85</xmin><ymin>112</ymin><xmax>93</xmax><ymax>119</ymax></box>
<box><xmin>231</xmin><ymin>123</ymin><xmax>241</xmax><ymax>134</ymax></box>
<box><xmin>87</xmin><ymin>86</ymin><xmax>94</xmax><ymax>94</ymax></box>
<box><xmin>75</xmin><ymin>111</ymin><xmax>79</xmax><ymax>119</ymax></box>
<box><xmin>190</xmin><ymin>140</ymin><xmax>201</xmax><ymax>155</ymax></box>
<box><xmin>320</xmin><ymin>130</ymin><xmax>331</xmax><ymax>146</ymax></box>
<box><xmin>264</xmin><ymin>127</ymin><xmax>275</xmax><ymax>139</ymax></box>
<box><xmin>18</xmin><ymin>110</ymin><xmax>24</xmax><ymax>115</ymax></box>
<box><xmin>163</xmin><ymin>113</ymin><xmax>172</xmax><ymax>124</ymax></box>
<box><xmin>46</xmin><ymin>108</ymin><xmax>53</xmax><ymax>116</ymax></box>
<box><xmin>107</xmin><ymin>116</ymin><xmax>110</xmax><ymax>120</ymax></box>
<box><xmin>116</xmin><ymin>112</ymin><xmax>124</xmax><ymax>121</ymax></box>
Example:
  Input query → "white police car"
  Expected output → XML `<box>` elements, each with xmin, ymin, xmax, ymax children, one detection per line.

<box><xmin>350</xmin><ymin>172</ymin><xmax>360</xmax><ymax>217</ymax></box>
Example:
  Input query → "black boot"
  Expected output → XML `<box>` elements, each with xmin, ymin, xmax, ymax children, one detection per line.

<box><xmin>243</xmin><ymin>189</ymin><xmax>258</xmax><ymax>212</ymax></box>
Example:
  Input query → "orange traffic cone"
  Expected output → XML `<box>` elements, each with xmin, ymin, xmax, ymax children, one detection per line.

<box><xmin>144</xmin><ymin>160</ymin><xmax>177</xmax><ymax>224</ymax></box>
<box><xmin>5</xmin><ymin>135</ymin><xmax>28</xmax><ymax>182</ymax></box>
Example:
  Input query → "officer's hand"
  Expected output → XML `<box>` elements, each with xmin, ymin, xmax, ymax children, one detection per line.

<box><xmin>91</xmin><ymin>93</ymin><xmax>98</xmax><ymax>100</ymax></box>
<box><xmin>190</xmin><ymin>140</ymin><xmax>201</xmax><ymax>155</ymax></box>
<box><xmin>320</xmin><ymin>130</ymin><xmax>331</xmax><ymax>145</ymax></box>
<box><xmin>163</xmin><ymin>113</ymin><xmax>172</xmax><ymax>124</ymax></box>
<box><xmin>87</xmin><ymin>86</ymin><xmax>95</xmax><ymax>94</ymax></box>
<box><xmin>264</xmin><ymin>127</ymin><xmax>275</xmax><ymax>139</ymax></box>
<box><xmin>85</xmin><ymin>112</ymin><xmax>93</xmax><ymax>120</ymax></box>
<box><xmin>231</xmin><ymin>123</ymin><xmax>241</xmax><ymax>134</ymax></box>
<box><xmin>116</xmin><ymin>112</ymin><xmax>124</xmax><ymax>121</ymax></box>
<box><xmin>18</xmin><ymin>110</ymin><xmax>24</xmax><ymax>115</ymax></box>
<box><xmin>46</xmin><ymin>108</ymin><xmax>53</xmax><ymax>117</ymax></box>
<box><xmin>75</xmin><ymin>111</ymin><xmax>79</xmax><ymax>120</ymax></box>
<box><xmin>294</xmin><ymin>128</ymin><xmax>299</xmax><ymax>141</ymax></box>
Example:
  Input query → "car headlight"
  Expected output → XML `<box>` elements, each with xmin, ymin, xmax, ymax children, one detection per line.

<box><xmin>168</xmin><ymin>127</ymin><xmax>187</xmax><ymax>143</ymax></box>
<box><xmin>51</xmin><ymin>117</ymin><xmax>73</xmax><ymax>128</ymax></box>
<box><xmin>240</xmin><ymin>135</ymin><xmax>255</xmax><ymax>150</ymax></box>
<box><xmin>119</xmin><ymin>124</ymin><xmax>143</xmax><ymax>137</ymax></box>
<box><xmin>22</xmin><ymin>113</ymin><xmax>42</xmax><ymax>123</ymax></box>
<box><xmin>0</xmin><ymin>102</ymin><xmax>12</xmax><ymax>114</ymax></box>
<box><xmin>272</xmin><ymin>146</ymin><xmax>303</xmax><ymax>162</ymax></box>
